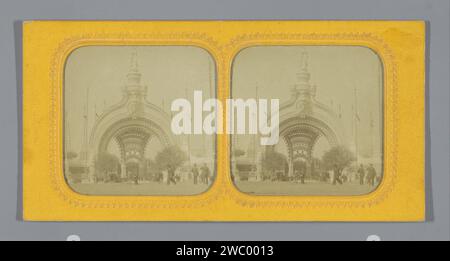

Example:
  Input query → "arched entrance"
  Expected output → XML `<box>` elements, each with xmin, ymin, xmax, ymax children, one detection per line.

<box><xmin>83</xmin><ymin>50</ymin><xmax>176</xmax><ymax>183</ymax></box>
<box><xmin>95</xmin><ymin>118</ymin><xmax>172</xmax><ymax>181</ymax></box>
<box><xmin>125</xmin><ymin>160</ymin><xmax>140</xmax><ymax>179</ymax></box>
<box><xmin>266</xmin><ymin>52</ymin><xmax>345</xmax><ymax>179</ymax></box>
<box><xmin>278</xmin><ymin>116</ymin><xmax>339</xmax><ymax>178</ymax></box>
<box><xmin>293</xmin><ymin>159</ymin><xmax>307</xmax><ymax>174</ymax></box>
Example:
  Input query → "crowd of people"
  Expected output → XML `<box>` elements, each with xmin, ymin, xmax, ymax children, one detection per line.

<box><xmin>356</xmin><ymin>163</ymin><xmax>378</xmax><ymax>186</ymax></box>
<box><xmin>165</xmin><ymin>163</ymin><xmax>212</xmax><ymax>186</ymax></box>
<box><xmin>271</xmin><ymin>163</ymin><xmax>379</xmax><ymax>187</ymax></box>
<box><xmin>190</xmin><ymin>163</ymin><xmax>212</xmax><ymax>185</ymax></box>
<box><xmin>331</xmin><ymin>163</ymin><xmax>378</xmax><ymax>186</ymax></box>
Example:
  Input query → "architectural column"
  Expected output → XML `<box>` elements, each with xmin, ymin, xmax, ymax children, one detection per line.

<box><xmin>120</xmin><ymin>161</ymin><xmax>126</xmax><ymax>180</ymax></box>
<box><xmin>88</xmin><ymin>164</ymin><xmax>95</xmax><ymax>183</ymax></box>
<box><xmin>255</xmin><ymin>143</ymin><xmax>267</xmax><ymax>181</ymax></box>
<box><xmin>305</xmin><ymin>159</ymin><xmax>312</xmax><ymax>178</ymax></box>
<box><xmin>139</xmin><ymin>161</ymin><xmax>145</xmax><ymax>179</ymax></box>
<box><xmin>288</xmin><ymin>155</ymin><xmax>294</xmax><ymax>178</ymax></box>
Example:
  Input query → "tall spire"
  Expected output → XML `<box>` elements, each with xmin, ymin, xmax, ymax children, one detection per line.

<box><xmin>130</xmin><ymin>48</ymin><xmax>139</xmax><ymax>73</ymax></box>
<box><xmin>124</xmin><ymin>49</ymin><xmax>147</xmax><ymax>99</ymax></box>
<box><xmin>295</xmin><ymin>51</ymin><xmax>312</xmax><ymax>92</ymax></box>
<box><xmin>300</xmin><ymin>51</ymin><xmax>309</xmax><ymax>71</ymax></box>
<box><xmin>293</xmin><ymin>51</ymin><xmax>314</xmax><ymax>114</ymax></box>
<box><xmin>126</xmin><ymin>49</ymin><xmax>142</xmax><ymax>85</ymax></box>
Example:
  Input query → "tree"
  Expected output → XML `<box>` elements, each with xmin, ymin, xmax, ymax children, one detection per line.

<box><xmin>321</xmin><ymin>146</ymin><xmax>355</xmax><ymax>171</ymax></box>
<box><xmin>155</xmin><ymin>145</ymin><xmax>187</xmax><ymax>170</ymax></box>
<box><xmin>145</xmin><ymin>158</ymin><xmax>158</xmax><ymax>171</ymax></box>
<box><xmin>66</xmin><ymin>151</ymin><xmax>78</xmax><ymax>160</ymax></box>
<box><xmin>232</xmin><ymin>149</ymin><xmax>246</xmax><ymax>157</ymax></box>
<box><xmin>145</xmin><ymin>158</ymin><xmax>159</xmax><ymax>178</ymax></box>
<box><xmin>94</xmin><ymin>152</ymin><xmax>120</xmax><ymax>179</ymax></box>
<box><xmin>261</xmin><ymin>150</ymin><xmax>288</xmax><ymax>173</ymax></box>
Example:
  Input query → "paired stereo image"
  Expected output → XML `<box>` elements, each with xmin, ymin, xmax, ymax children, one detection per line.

<box><xmin>64</xmin><ymin>45</ymin><xmax>383</xmax><ymax>196</ymax></box>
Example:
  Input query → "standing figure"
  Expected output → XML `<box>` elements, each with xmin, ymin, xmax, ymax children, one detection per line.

<box><xmin>332</xmin><ymin>164</ymin><xmax>343</xmax><ymax>185</ymax></box>
<box><xmin>192</xmin><ymin>164</ymin><xmax>199</xmax><ymax>185</ymax></box>
<box><xmin>200</xmin><ymin>164</ymin><xmax>211</xmax><ymax>185</ymax></box>
<box><xmin>300</xmin><ymin>170</ymin><xmax>306</xmax><ymax>184</ymax></box>
<box><xmin>294</xmin><ymin>170</ymin><xmax>300</xmax><ymax>183</ymax></box>
<box><xmin>367</xmin><ymin>164</ymin><xmax>377</xmax><ymax>187</ymax></box>
<box><xmin>357</xmin><ymin>164</ymin><xmax>365</xmax><ymax>185</ymax></box>
<box><xmin>133</xmin><ymin>173</ymin><xmax>139</xmax><ymax>185</ymax></box>
<box><xmin>166</xmin><ymin>164</ymin><xmax>177</xmax><ymax>185</ymax></box>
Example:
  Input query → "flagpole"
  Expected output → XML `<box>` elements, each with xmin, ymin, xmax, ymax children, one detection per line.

<box><xmin>65</xmin><ymin>83</ymin><xmax>71</xmax><ymax>178</ymax></box>
<box><xmin>185</xmin><ymin>88</ymin><xmax>191</xmax><ymax>163</ymax></box>
<box><xmin>370</xmin><ymin>110</ymin><xmax>374</xmax><ymax>158</ymax></box>
<box><xmin>354</xmin><ymin>87</ymin><xmax>359</xmax><ymax>164</ymax></box>
<box><xmin>82</xmin><ymin>86</ymin><xmax>91</xmax><ymax>181</ymax></box>
<box><xmin>254</xmin><ymin>84</ymin><xmax>259</xmax><ymax>162</ymax></box>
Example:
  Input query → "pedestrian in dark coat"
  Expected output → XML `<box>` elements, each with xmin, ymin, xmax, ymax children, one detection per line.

<box><xmin>357</xmin><ymin>164</ymin><xmax>365</xmax><ymax>185</ymax></box>
<box><xmin>332</xmin><ymin>164</ymin><xmax>343</xmax><ymax>185</ymax></box>
<box><xmin>166</xmin><ymin>164</ymin><xmax>177</xmax><ymax>185</ymax></box>
<box><xmin>367</xmin><ymin>164</ymin><xmax>377</xmax><ymax>187</ymax></box>
<box><xmin>192</xmin><ymin>164</ymin><xmax>199</xmax><ymax>185</ymax></box>
<box><xmin>300</xmin><ymin>170</ymin><xmax>306</xmax><ymax>184</ymax></box>
<box><xmin>200</xmin><ymin>164</ymin><xmax>210</xmax><ymax>185</ymax></box>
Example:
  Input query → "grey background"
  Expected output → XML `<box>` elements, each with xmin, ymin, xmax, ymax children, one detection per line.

<box><xmin>0</xmin><ymin>0</ymin><xmax>448</xmax><ymax>241</ymax></box>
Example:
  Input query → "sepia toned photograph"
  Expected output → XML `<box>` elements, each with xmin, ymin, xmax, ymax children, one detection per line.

<box><xmin>230</xmin><ymin>46</ymin><xmax>383</xmax><ymax>196</ymax></box>
<box><xmin>21</xmin><ymin>19</ymin><xmax>429</xmax><ymax>224</ymax></box>
<box><xmin>64</xmin><ymin>46</ymin><xmax>216</xmax><ymax>195</ymax></box>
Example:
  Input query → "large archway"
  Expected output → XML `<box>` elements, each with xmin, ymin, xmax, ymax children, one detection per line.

<box><xmin>95</xmin><ymin>117</ymin><xmax>172</xmax><ymax>180</ymax></box>
<box><xmin>258</xmin><ymin>51</ymin><xmax>347</xmax><ymax>180</ymax></box>
<box><xmin>83</xmin><ymin>50</ymin><xmax>176</xmax><ymax>183</ymax></box>
<box><xmin>278</xmin><ymin>116</ymin><xmax>339</xmax><ymax>177</ymax></box>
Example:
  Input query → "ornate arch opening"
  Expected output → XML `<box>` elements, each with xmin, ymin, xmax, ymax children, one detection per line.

<box><xmin>274</xmin><ymin>116</ymin><xmax>340</xmax><ymax>178</ymax></box>
<box><xmin>94</xmin><ymin>117</ymin><xmax>173</xmax><ymax>180</ymax></box>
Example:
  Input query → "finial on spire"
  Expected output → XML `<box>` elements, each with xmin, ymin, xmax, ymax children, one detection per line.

<box><xmin>124</xmin><ymin>48</ymin><xmax>146</xmax><ymax>98</ymax></box>
<box><xmin>300</xmin><ymin>51</ymin><xmax>309</xmax><ymax>71</ymax></box>
<box><xmin>130</xmin><ymin>48</ymin><xmax>139</xmax><ymax>72</ymax></box>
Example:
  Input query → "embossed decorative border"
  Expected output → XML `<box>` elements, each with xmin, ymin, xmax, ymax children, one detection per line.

<box><xmin>50</xmin><ymin>33</ymin><xmax>397</xmax><ymax>209</ymax></box>
<box><xmin>23</xmin><ymin>21</ymin><xmax>424</xmax><ymax>221</ymax></box>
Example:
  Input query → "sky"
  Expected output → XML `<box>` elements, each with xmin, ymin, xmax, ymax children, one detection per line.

<box><xmin>231</xmin><ymin>45</ymin><xmax>383</xmax><ymax>160</ymax></box>
<box><xmin>64</xmin><ymin>45</ymin><xmax>383</xmax><ymax>162</ymax></box>
<box><xmin>64</xmin><ymin>46</ymin><xmax>215</xmax><ymax>159</ymax></box>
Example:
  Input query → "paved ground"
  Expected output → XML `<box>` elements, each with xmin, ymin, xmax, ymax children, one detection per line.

<box><xmin>234</xmin><ymin>180</ymin><xmax>380</xmax><ymax>196</ymax></box>
<box><xmin>69</xmin><ymin>181</ymin><xmax>211</xmax><ymax>196</ymax></box>
<box><xmin>69</xmin><ymin>180</ymin><xmax>379</xmax><ymax>196</ymax></box>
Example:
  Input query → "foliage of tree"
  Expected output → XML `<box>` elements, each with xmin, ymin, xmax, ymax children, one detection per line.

<box><xmin>261</xmin><ymin>150</ymin><xmax>287</xmax><ymax>172</ymax></box>
<box><xmin>145</xmin><ymin>158</ymin><xmax>159</xmax><ymax>177</ymax></box>
<box><xmin>66</xmin><ymin>151</ymin><xmax>78</xmax><ymax>160</ymax></box>
<box><xmin>233</xmin><ymin>149</ymin><xmax>246</xmax><ymax>157</ymax></box>
<box><xmin>321</xmin><ymin>145</ymin><xmax>355</xmax><ymax>171</ymax></box>
<box><xmin>94</xmin><ymin>152</ymin><xmax>120</xmax><ymax>177</ymax></box>
<box><xmin>145</xmin><ymin>158</ymin><xmax>157</xmax><ymax>169</ymax></box>
<box><xmin>155</xmin><ymin>145</ymin><xmax>187</xmax><ymax>170</ymax></box>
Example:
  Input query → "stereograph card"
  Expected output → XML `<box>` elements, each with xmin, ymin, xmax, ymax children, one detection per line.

<box><xmin>22</xmin><ymin>21</ymin><xmax>425</xmax><ymax>221</ymax></box>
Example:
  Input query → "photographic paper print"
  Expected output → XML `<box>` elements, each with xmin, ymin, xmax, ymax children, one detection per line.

<box><xmin>64</xmin><ymin>46</ymin><xmax>216</xmax><ymax>195</ymax></box>
<box><xmin>230</xmin><ymin>46</ymin><xmax>383</xmax><ymax>196</ymax></box>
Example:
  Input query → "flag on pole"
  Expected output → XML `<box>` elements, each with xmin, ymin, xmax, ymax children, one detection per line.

<box><xmin>355</xmin><ymin>111</ymin><xmax>360</xmax><ymax>122</ymax></box>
